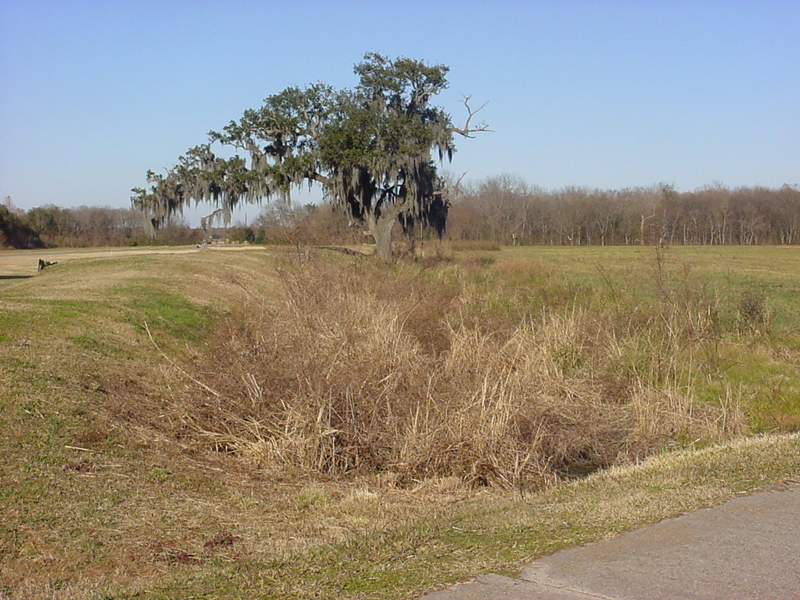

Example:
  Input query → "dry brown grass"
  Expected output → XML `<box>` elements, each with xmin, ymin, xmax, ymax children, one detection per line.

<box><xmin>155</xmin><ymin>255</ymin><xmax>745</xmax><ymax>491</ymax></box>
<box><xmin>449</xmin><ymin>239</ymin><xmax>502</xmax><ymax>252</ymax></box>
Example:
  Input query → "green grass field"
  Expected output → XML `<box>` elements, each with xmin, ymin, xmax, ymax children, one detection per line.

<box><xmin>1</xmin><ymin>245</ymin><xmax>799</xmax><ymax>599</ymax></box>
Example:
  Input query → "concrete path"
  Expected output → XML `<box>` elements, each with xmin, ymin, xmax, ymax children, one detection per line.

<box><xmin>421</xmin><ymin>482</ymin><xmax>800</xmax><ymax>599</ymax></box>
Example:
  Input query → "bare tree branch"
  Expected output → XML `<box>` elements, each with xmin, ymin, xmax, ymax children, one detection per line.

<box><xmin>450</xmin><ymin>95</ymin><xmax>492</xmax><ymax>138</ymax></box>
<box><xmin>434</xmin><ymin>171</ymin><xmax>467</xmax><ymax>198</ymax></box>
<box><xmin>310</xmin><ymin>171</ymin><xmax>332</xmax><ymax>186</ymax></box>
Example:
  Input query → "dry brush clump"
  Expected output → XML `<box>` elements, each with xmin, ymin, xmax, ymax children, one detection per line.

<box><xmin>168</xmin><ymin>257</ymin><xmax>745</xmax><ymax>490</ymax></box>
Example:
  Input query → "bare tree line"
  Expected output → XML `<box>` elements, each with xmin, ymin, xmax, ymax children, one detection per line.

<box><xmin>447</xmin><ymin>176</ymin><xmax>800</xmax><ymax>246</ymax></box>
<box><xmin>4</xmin><ymin>178</ymin><xmax>799</xmax><ymax>250</ymax></box>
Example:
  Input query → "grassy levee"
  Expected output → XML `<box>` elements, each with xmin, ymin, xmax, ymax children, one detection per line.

<box><xmin>0</xmin><ymin>249</ymin><xmax>278</xmax><ymax>598</ymax></box>
<box><xmin>1</xmin><ymin>245</ymin><xmax>799</xmax><ymax>599</ymax></box>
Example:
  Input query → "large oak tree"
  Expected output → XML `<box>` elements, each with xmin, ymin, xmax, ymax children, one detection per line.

<box><xmin>132</xmin><ymin>53</ymin><xmax>487</xmax><ymax>258</ymax></box>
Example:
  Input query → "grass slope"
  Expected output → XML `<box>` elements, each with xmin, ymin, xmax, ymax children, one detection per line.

<box><xmin>1</xmin><ymin>245</ymin><xmax>799</xmax><ymax>599</ymax></box>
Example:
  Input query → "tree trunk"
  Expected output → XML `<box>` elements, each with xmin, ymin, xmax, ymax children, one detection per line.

<box><xmin>367</xmin><ymin>213</ymin><xmax>397</xmax><ymax>259</ymax></box>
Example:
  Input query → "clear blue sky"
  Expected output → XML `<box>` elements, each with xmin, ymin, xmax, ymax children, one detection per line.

<box><xmin>1</xmin><ymin>0</ymin><xmax>798</xmax><ymax>220</ymax></box>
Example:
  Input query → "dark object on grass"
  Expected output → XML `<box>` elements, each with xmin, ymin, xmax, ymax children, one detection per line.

<box><xmin>38</xmin><ymin>259</ymin><xmax>57</xmax><ymax>271</ymax></box>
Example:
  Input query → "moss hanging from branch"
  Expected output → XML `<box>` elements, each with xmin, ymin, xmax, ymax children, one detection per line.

<box><xmin>132</xmin><ymin>53</ymin><xmax>488</xmax><ymax>257</ymax></box>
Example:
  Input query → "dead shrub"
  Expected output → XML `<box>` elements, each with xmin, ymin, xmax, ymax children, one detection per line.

<box><xmin>737</xmin><ymin>289</ymin><xmax>770</xmax><ymax>335</ymax></box>
<box><xmin>163</xmin><ymin>258</ymin><xmax>744</xmax><ymax>490</ymax></box>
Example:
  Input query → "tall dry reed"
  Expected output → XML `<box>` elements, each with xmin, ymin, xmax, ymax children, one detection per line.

<box><xmin>172</xmin><ymin>256</ymin><xmax>745</xmax><ymax>489</ymax></box>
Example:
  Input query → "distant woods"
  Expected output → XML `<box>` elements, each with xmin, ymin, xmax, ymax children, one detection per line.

<box><xmin>449</xmin><ymin>178</ymin><xmax>800</xmax><ymax>246</ymax></box>
<box><xmin>0</xmin><ymin>200</ymin><xmax>201</xmax><ymax>249</ymax></box>
<box><xmin>0</xmin><ymin>200</ymin><xmax>44</xmax><ymax>249</ymax></box>
<box><xmin>2</xmin><ymin>180</ymin><xmax>799</xmax><ymax>249</ymax></box>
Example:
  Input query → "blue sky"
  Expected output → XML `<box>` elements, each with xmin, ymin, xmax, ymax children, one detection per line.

<box><xmin>1</xmin><ymin>0</ymin><xmax>798</xmax><ymax>222</ymax></box>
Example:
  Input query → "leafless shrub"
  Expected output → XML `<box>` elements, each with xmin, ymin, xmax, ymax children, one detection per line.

<box><xmin>165</xmin><ymin>258</ymin><xmax>744</xmax><ymax>490</ymax></box>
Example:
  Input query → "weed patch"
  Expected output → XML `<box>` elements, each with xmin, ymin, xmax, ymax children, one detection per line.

<box><xmin>164</xmin><ymin>256</ymin><xmax>748</xmax><ymax>489</ymax></box>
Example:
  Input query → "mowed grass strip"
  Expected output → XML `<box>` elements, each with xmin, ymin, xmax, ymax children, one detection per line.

<box><xmin>105</xmin><ymin>433</ymin><xmax>800</xmax><ymax>600</ymax></box>
<box><xmin>1</xmin><ymin>245</ymin><xmax>799</xmax><ymax>599</ymax></box>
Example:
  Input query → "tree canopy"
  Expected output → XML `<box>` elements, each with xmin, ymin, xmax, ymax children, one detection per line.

<box><xmin>0</xmin><ymin>203</ymin><xmax>43</xmax><ymax>249</ymax></box>
<box><xmin>132</xmin><ymin>53</ymin><xmax>487</xmax><ymax>257</ymax></box>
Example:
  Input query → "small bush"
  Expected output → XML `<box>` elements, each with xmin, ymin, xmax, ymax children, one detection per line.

<box><xmin>737</xmin><ymin>289</ymin><xmax>770</xmax><ymax>335</ymax></box>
